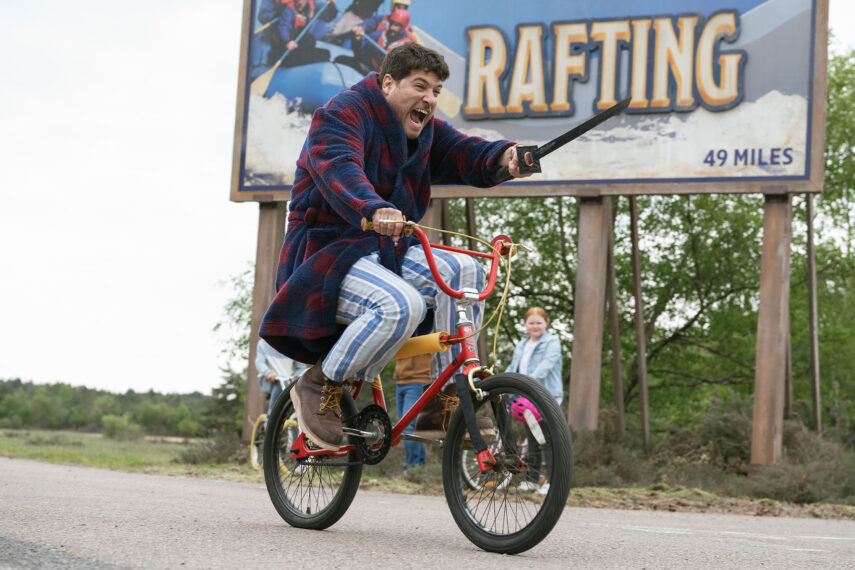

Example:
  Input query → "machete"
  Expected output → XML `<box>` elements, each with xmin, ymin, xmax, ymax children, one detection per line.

<box><xmin>492</xmin><ymin>96</ymin><xmax>631</xmax><ymax>183</ymax></box>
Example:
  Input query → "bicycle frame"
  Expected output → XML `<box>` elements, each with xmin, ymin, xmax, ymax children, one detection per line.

<box><xmin>288</xmin><ymin>226</ymin><xmax>515</xmax><ymax>460</ymax></box>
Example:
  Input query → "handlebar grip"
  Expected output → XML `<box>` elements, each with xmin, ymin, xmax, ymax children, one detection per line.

<box><xmin>361</xmin><ymin>218</ymin><xmax>415</xmax><ymax>236</ymax></box>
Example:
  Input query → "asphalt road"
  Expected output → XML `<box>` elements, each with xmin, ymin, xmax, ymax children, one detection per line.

<box><xmin>1</xmin><ymin>457</ymin><xmax>854</xmax><ymax>569</ymax></box>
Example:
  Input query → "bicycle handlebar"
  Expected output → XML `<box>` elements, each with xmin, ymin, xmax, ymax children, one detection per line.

<box><xmin>362</xmin><ymin>218</ymin><xmax>514</xmax><ymax>301</ymax></box>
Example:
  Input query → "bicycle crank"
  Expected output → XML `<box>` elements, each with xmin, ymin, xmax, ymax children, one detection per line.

<box><xmin>345</xmin><ymin>404</ymin><xmax>392</xmax><ymax>465</ymax></box>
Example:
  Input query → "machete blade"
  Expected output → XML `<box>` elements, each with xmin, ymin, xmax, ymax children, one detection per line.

<box><xmin>493</xmin><ymin>96</ymin><xmax>632</xmax><ymax>181</ymax></box>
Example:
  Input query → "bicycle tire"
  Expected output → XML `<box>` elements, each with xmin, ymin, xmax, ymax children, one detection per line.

<box><xmin>263</xmin><ymin>384</ymin><xmax>363</xmax><ymax>530</ymax></box>
<box><xmin>250</xmin><ymin>413</ymin><xmax>267</xmax><ymax>471</ymax></box>
<box><xmin>442</xmin><ymin>373</ymin><xmax>573</xmax><ymax>554</ymax></box>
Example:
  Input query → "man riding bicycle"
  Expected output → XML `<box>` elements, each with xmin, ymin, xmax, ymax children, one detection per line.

<box><xmin>259</xmin><ymin>43</ymin><xmax>533</xmax><ymax>451</ymax></box>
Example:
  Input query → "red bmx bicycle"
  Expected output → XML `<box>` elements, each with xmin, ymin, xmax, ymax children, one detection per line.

<box><xmin>262</xmin><ymin>222</ymin><xmax>573</xmax><ymax>554</ymax></box>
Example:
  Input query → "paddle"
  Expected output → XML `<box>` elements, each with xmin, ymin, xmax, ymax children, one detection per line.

<box><xmin>250</xmin><ymin>2</ymin><xmax>332</xmax><ymax>97</ymax></box>
<box><xmin>361</xmin><ymin>32</ymin><xmax>386</xmax><ymax>55</ymax></box>
<box><xmin>254</xmin><ymin>17</ymin><xmax>279</xmax><ymax>35</ymax></box>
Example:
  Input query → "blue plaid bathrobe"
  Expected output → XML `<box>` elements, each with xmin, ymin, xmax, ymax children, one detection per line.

<box><xmin>259</xmin><ymin>72</ymin><xmax>514</xmax><ymax>364</ymax></box>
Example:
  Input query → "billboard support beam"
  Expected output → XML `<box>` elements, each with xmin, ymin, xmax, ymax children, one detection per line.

<box><xmin>568</xmin><ymin>195</ymin><xmax>610</xmax><ymax>432</ymax></box>
<box><xmin>629</xmin><ymin>196</ymin><xmax>651</xmax><ymax>447</ymax></box>
<box><xmin>242</xmin><ymin>202</ymin><xmax>288</xmax><ymax>443</ymax></box>
<box><xmin>750</xmin><ymin>193</ymin><xmax>792</xmax><ymax>467</ymax></box>
<box><xmin>606</xmin><ymin>197</ymin><xmax>625</xmax><ymax>437</ymax></box>
<box><xmin>806</xmin><ymin>193</ymin><xmax>822</xmax><ymax>433</ymax></box>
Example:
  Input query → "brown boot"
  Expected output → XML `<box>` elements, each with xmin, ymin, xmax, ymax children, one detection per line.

<box><xmin>291</xmin><ymin>363</ymin><xmax>343</xmax><ymax>451</ymax></box>
<box><xmin>413</xmin><ymin>384</ymin><xmax>495</xmax><ymax>439</ymax></box>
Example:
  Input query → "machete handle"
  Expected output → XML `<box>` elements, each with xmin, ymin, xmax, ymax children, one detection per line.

<box><xmin>516</xmin><ymin>145</ymin><xmax>541</xmax><ymax>174</ymax></box>
<box><xmin>490</xmin><ymin>145</ymin><xmax>540</xmax><ymax>184</ymax></box>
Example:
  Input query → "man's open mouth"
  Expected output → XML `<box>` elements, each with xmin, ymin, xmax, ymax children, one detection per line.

<box><xmin>409</xmin><ymin>107</ymin><xmax>429</xmax><ymax>127</ymax></box>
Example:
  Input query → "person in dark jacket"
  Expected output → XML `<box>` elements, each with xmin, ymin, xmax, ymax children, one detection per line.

<box><xmin>356</xmin><ymin>0</ymin><xmax>417</xmax><ymax>41</ymax></box>
<box><xmin>258</xmin><ymin>0</ymin><xmax>338</xmax><ymax>67</ymax></box>
<box><xmin>321</xmin><ymin>0</ymin><xmax>384</xmax><ymax>46</ymax></box>
<box><xmin>347</xmin><ymin>7</ymin><xmax>415</xmax><ymax>74</ymax></box>
<box><xmin>260</xmin><ymin>43</ymin><xmax>533</xmax><ymax>451</ymax></box>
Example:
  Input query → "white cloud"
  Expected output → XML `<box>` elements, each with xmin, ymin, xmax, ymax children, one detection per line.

<box><xmin>0</xmin><ymin>1</ymin><xmax>257</xmax><ymax>394</ymax></box>
<box><xmin>830</xmin><ymin>0</ymin><xmax>855</xmax><ymax>52</ymax></box>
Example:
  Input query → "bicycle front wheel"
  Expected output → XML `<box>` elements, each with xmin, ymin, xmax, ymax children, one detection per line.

<box><xmin>442</xmin><ymin>373</ymin><xmax>573</xmax><ymax>554</ymax></box>
<box><xmin>250</xmin><ymin>413</ymin><xmax>267</xmax><ymax>471</ymax></box>
<box><xmin>263</xmin><ymin>385</ymin><xmax>363</xmax><ymax>530</ymax></box>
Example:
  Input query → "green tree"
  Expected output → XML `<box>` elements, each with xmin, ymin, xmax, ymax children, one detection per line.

<box><xmin>213</xmin><ymin>264</ymin><xmax>253</xmax><ymax>366</ymax></box>
<box><xmin>202</xmin><ymin>368</ymin><xmax>246</xmax><ymax>436</ymax></box>
<box><xmin>136</xmin><ymin>402</ymin><xmax>171</xmax><ymax>433</ymax></box>
<box><xmin>0</xmin><ymin>391</ymin><xmax>30</xmax><ymax>428</ymax></box>
<box><xmin>786</xmin><ymin>47</ymin><xmax>855</xmax><ymax>443</ymax></box>
<box><xmin>92</xmin><ymin>394</ymin><xmax>119</xmax><ymax>425</ymax></box>
<box><xmin>458</xmin><ymin>193</ymin><xmax>764</xmax><ymax>430</ymax></box>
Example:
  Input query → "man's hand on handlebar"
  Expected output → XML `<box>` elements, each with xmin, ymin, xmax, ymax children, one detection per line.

<box><xmin>371</xmin><ymin>207</ymin><xmax>406</xmax><ymax>240</ymax></box>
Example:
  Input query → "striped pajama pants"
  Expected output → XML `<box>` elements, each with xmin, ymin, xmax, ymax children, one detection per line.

<box><xmin>321</xmin><ymin>245</ymin><xmax>484</xmax><ymax>383</ymax></box>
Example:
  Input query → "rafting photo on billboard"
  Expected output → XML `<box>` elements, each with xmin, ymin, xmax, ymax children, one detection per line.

<box><xmin>237</xmin><ymin>0</ymin><xmax>819</xmax><ymax>194</ymax></box>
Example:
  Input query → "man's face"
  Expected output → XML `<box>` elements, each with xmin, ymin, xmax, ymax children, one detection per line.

<box><xmin>388</xmin><ymin>21</ymin><xmax>404</xmax><ymax>40</ymax></box>
<box><xmin>295</xmin><ymin>0</ymin><xmax>308</xmax><ymax>10</ymax></box>
<box><xmin>393</xmin><ymin>3</ymin><xmax>409</xmax><ymax>10</ymax></box>
<box><xmin>382</xmin><ymin>70</ymin><xmax>442</xmax><ymax>140</ymax></box>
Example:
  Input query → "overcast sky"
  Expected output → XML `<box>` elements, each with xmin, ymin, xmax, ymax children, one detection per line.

<box><xmin>1</xmin><ymin>1</ymin><xmax>854</xmax><ymax>396</ymax></box>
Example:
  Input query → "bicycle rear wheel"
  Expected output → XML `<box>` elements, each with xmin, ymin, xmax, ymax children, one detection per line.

<box><xmin>263</xmin><ymin>385</ymin><xmax>363</xmax><ymax>530</ymax></box>
<box><xmin>250</xmin><ymin>413</ymin><xmax>267</xmax><ymax>471</ymax></box>
<box><xmin>442</xmin><ymin>373</ymin><xmax>573</xmax><ymax>554</ymax></box>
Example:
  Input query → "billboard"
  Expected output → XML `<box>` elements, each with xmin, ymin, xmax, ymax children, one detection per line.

<box><xmin>230</xmin><ymin>0</ymin><xmax>827</xmax><ymax>201</ymax></box>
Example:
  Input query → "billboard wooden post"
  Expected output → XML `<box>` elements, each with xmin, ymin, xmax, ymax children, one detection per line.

<box><xmin>242</xmin><ymin>202</ymin><xmax>288</xmax><ymax>444</ymax></box>
<box><xmin>629</xmin><ymin>196</ymin><xmax>651</xmax><ymax>447</ymax></box>
<box><xmin>568</xmin><ymin>195</ymin><xmax>611</xmax><ymax>432</ymax></box>
<box><xmin>423</xmin><ymin>198</ymin><xmax>442</xmax><ymax>242</ymax></box>
<box><xmin>806</xmin><ymin>193</ymin><xmax>822</xmax><ymax>433</ymax></box>
<box><xmin>462</xmin><ymin>199</ymin><xmax>489</xmax><ymax>361</ymax></box>
<box><xmin>750</xmin><ymin>193</ymin><xmax>792</xmax><ymax>466</ymax></box>
<box><xmin>606</xmin><ymin>197</ymin><xmax>625</xmax><ymax>437</ymax></box>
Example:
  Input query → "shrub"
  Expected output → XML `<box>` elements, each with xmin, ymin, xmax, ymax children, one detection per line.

<box><xmin>570</xmin><ymin>421</ymin><xmax>649</xmax><ymax>487</ymax></box>
<box><xmin>177</xmin><ymin>418</ymin><xmax>203</xmax><ymax>437</ymax></box>
<box><xmin>652</xmin><ymin>396</ymin><xmax>753</xmax><ymax>474</ymax></box>
<box><xmin>101</xmin><ymin>414</ymin><xmax>143</xmax><ymax>440</ymax></box>
<box><xmin>0</xmin><ymin>414</ymin><xmax>24</xmax><ymax>429</ymax></box>
<box><xmin>571</xmin><ymin>395</ymin><xmax>855</xmax><ymax>506</ymax></box>
<box><xmin>176</xmin><ymin>430</ymin><xmax>243</xmax><ymax>465</ymax></box>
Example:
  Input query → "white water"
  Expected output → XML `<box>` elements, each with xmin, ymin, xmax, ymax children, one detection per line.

<box><xmin>243</xmin><ymin>90</ymin><xmax>807</xmax><ymax>186</ymax></box>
